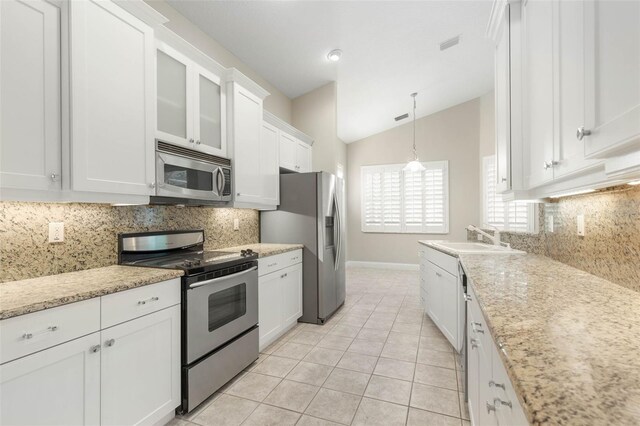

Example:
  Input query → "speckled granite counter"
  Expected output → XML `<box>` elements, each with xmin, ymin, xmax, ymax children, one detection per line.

<box><xmin>0</xmin><ymin>266</ymin><xmax>183</xmax><ymax>320</ymax></box>
<box><xmin>221</xmin><ymin>243</ymin><xmax>303</xmax><ymax>257</ymax></box>
<box><xmin>421</xmin><ymin>240</ymin><xmax>640</xmax><ymax>425</ymax></box>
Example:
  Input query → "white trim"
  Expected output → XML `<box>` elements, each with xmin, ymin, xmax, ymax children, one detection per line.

<box><xmin>263</xmin><ymin>110</ymin><xmax>314</xmax><ymax>146</ymax></box>
<box><xmin>346</xmin><ymin>261</ymin><xmax>419</xmax><ymax>271</ymax></box>
<box><xmin>226</xmin><ymin>68</ymin><xmax>270</xmax><ymax>100</ymax></box>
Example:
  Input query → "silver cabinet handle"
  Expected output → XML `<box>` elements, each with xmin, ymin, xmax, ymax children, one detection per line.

<box><xmin>90</xmin><ymin>345</ymin><xmax>101</xmax><ymax>353</ymax></box>
<box><xmin>280</xmin><ymin>272</ymin><xmax>288</xmax><ymax>278</ymax></box>
<box><xmin>189</xmin><ymin>138</ymin><xmax>195</xmax><ymax>143</ymax></box>
<box><xmin>489</xmin><ymin>380</ymin><xmax>506</xmax><ymax>390</ymax></box>
<box><xmin>137</xmin><ymin>296</ymin><xmax>159</xmax><ymax>305</ymax></box>
<box><xmin>105</xmin><ymin>339</ymin><xmax>116</xmax><ymax>347</ymax></box>
<box><xmin>435</xmin><ymin>272</ymin><xmax>442</xmax><ymax>277</ymax></box>
<box><xmin>196</xmin><ymin>140</ymin><xmax>201</xmax><ymax>145</ymax></box>
<box><xmin>543</xmin><ymin>161</ymin><xmax>559</xmax><ymax>170</ymax></box>
<box><xmin>22</xmin><ymin>325</ymin><xmax>59</xmax><ymax>340</ymax></box>
<box><xmin>495</xmin><ymin>397</ymin><xmax>512</xmax><ymax>409</ymax></box>
<box><xmin>471</xmin><ymin>322</ymin><xmax>485</xmax><ymax>334</ymax></box>
<box><xmin>470</xmin><ymin>338</ymin><xmax>479</xmax><ymax>349</ymax></box>
<box><xmin>464</xmin><ymin>294</ymin><xmax>472</xmax><ymax>302</ymax></box>
<box><xmin>486</xmin><ymin>401</ymin><xmax>496</xmax><ymax>413</ymax></box>
<box><xmin>267</xmin><ymin>263</ymin><xmax>277</xmax><ymax>267</ymax></box>
<box><xmin>50</xmin><ymin>173</ymin><xmax>60</xmax><ymax>182</ymax></box>
<box><xmin>576</xmin><ymin>126</ymin><xmax>591</xmax><ymax>141</ymax></box>
<box><xmin>149</xmin><ymin>182</ymin><xmax>156</xmax><ymax>189</ymax></box>
<box><xmin>501</xmin><ymin>177</ymin><xmax>507</xmax><ymax>182</ymax></box>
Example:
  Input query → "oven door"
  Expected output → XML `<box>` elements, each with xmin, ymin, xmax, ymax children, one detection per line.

<box><xmin>156</xmin><ymin>151</ymin><xmax>225</xmax><ymax>201</ymax></box>
<box><xmin>185</xmin><ymin>266</ymin><xmax>258</xmax><ymax>364</ymax></box>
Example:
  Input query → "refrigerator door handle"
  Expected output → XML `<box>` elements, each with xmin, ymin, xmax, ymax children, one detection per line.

<box><xmin>333</xmin><ymin>193</ymin><xmax>341</xmax><ymax>271</ymax></box>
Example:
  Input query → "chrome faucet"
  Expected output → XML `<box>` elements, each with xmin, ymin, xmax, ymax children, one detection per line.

<box><xmin>466</xmin><ymin>225</ymin><xmax>510</xmax><ymax>248</ymax></box>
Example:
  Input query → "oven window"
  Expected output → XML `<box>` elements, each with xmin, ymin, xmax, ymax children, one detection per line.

<box><xmin>208</xmin><ymin>284</ymin><xmax>247</xmax><ymax>332</ymax></box>
<box><xmin>165</xmin><ymin>164</ymin><xmax>213</xmax><ymax>191</ymax></box>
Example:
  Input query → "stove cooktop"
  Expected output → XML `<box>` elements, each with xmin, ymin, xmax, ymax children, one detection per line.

<box><xmin>124</xmin><ymin>249</ymin><xmax>257</xmax><ymax>274</ymax></box>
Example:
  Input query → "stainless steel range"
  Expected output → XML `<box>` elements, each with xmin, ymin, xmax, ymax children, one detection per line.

<box><xmin>118</xmin><ymin>230</ymin><xmax>258</xmax><ymax>413</ymax></box>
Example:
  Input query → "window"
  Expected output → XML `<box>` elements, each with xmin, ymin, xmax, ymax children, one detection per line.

<box><xmin>482</xmin><ymin>156</ymin><xmax>536</xmax><ymax>233</ymax></box>
<box><xmin>361</xmin><ymin>161</ymin><xmax>449</xmax><ymax>234</ymax></box>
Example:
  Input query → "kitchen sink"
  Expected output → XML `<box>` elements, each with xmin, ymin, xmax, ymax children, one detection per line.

<box><xmin>428</xmin><ymin>241</ymin><xmax>525</xmax><ymax>254</ymax></box>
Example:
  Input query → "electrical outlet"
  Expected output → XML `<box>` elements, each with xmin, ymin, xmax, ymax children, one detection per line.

<box><xmin>547</xmin><ymin>215</ymin><xmax>554</xmax><ymax>233</ymax></box>
<box><xmin>476</xmin><ymin>233</ymin><xmax>483</xmax><ymax>241</ymax></box>
<box><xmin>49</xmin><ymin>222</ymin><xmax>64</xmax><ymax>243</ymax></box>
<box><xmin>577</xmin><ymin>214</ymin><xmax>585</xmax><ymax>237</ymax></box>
<box><xmin>233</xmin><ymin>218</ymin><xmax>239</xmax><ymax>231</ymax></box>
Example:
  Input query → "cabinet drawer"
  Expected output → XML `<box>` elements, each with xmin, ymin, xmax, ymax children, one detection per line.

<box><xmin>101</xmin><ymin>278</ymin><xmax>180</xmax><ymax>329</ymax></box>
<box><xmin>0</xmin><ymin>298</ymin><xmax>100</xmax><ymax>364</ymax></box>
<box><xmin>258</xmin><ymin>249</ymin><xmax>303</xmax><ymax>276</ymax></box>
<box><xmin>424</xmin><ymin>247</ymin><xmax>459</xmax><ymax>276</ymax></box>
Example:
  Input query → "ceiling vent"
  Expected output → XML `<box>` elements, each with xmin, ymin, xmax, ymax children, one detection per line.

<box><xmin>394</xmin><ymin>113</ymin><xmax>409</xmax><ymax>122</ymax></box>
<box><xmin>440</xmin><ymin>35</ymin><xmax>461</xmax><ymax>51</ymax></box>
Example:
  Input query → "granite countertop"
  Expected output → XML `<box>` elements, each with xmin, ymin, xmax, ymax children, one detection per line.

<box><xmin>418</xmin><ymin>240</ymin><xmax>461</xmax><ymax>257</ymax></box>
<box><xmin>0</xmin><ymin>266</ymin><xmax>184</xmax><ymax>321</ymax></box>
<box><xmin>222</xmin><ymin>243</ymin><xmax>303</xmax><ymax>258</ymax></box>
<box><xmin>457</xmin><ymin>252</ymin><xmax>640</xmax><ymax>424</ymax></box>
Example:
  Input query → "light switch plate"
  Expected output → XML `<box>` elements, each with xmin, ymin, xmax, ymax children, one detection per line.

<box><xmin>49</xmin><ymin>222</ymin><xmax>64</xmax><ymax>243</ymax></box>
<box><xmin>233</xmin><ymin>218</ymin><xmax>239</xmax><ymax>231</ymax></box>
<box><xmin>577</xmin><ymin>214</ymin><xmax>585</xmax><ymax>237</ymax></box>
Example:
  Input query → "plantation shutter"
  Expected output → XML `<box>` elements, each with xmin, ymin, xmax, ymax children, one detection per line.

<box><xmin>507</xmin><ymin>203</ymin><xmax>531</xmax><ymax>232</ymax></box>
<box><xmin>361</xmin><ymin>161</ymin><xmax>449</xmax><ymax>233</ymax></box>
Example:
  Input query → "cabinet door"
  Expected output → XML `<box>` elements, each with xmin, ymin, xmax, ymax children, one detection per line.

<box><xmin>232</xmin><ymin>84</ymin><xmax>264</xmax><ymax>204</ymax></box>
<box><xmin>279</xmin><ymin>132</ymin><xmax>297</xmax><ymax>172</ymax></box>
<box><xmin>70</xmin><ymin>0</ymin><xmax>154</xmax><ymax>196</ymax></box>
<box><xmin>282</xmin><ymin>263</ymin><xmax>303</xmax><ymax>326</ymax></box>
<box><xmin>258</xmin><ymin>270</ymin><xmax>284</xmax><ymax>349</ymax></box>
<box><xmin>0</xmin><ymin>0</ymin><xmax>61</xmax><ymax>192</ymax></box>
<box><xmin>101</xmin><ymin>305</ymin><xmax>180</xmax><ymax>426</ymax></box>
<box><xmin>424</xmin><ymin>262</ymin><xmax>439</xmax><ymax>324</ymax></box>
<box><xmin>478</xmin><ymin>343</ymin><xmax>498</xmax><ymax>426</ymax></box>
<box><xmin>433</xmin><ymin>265</ymin><xmax>459</xmax><ymax>351</ymax></box>
<box><xmin>0</xmin><ymin>332</ymin><xmax>101</xmax><ymax>426</ymax></box>
<box><xmin>553</xmin><ymin>0</ymin><xmax>598</xmax><ymax>178</ymax></box>
<box><xmin>522</xmin><ymin>0</ymin><xmax>555</xmax><ymax>188</ymax></box>
<box><xmin>296</xmin><ymin>142</ymin><xmax>312</xmax><ymax>172</ymax></box>
<box><xmin>583</xmin><ymin>0</ymin><xmax>640</xmax><ymax>158</ymax></box>
<box><xmin>467</xmin><ymin>312</ymin><xmax>480</xmax><ymax>426</ymax></box>
<box><xmin>494</xmin><ymin>3</ymin><xmax>511</xmax><ymax>193</ymax></box>
<box><xmin>261</xmin><ymin>121</ymin><xmax>280</xmax><ymax>207</ymax></box>
<box><xmin>156</xmin><ymin>43</ymin><xmax>193</xmax><ymax>148</ymax></box>
<box><xmin>194</xmin><ymin>65</ymin><xmax>226</xmax><ymax>157</ymax></box>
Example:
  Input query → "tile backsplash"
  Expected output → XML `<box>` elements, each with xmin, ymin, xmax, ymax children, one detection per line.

<box><xmin>0</xmin><ymin>202</ymin><xmax>259</xmax><ymax>283</ymax></box>
<box><xmin>468</xmin><ymin>184</ymin><xmax>640</xmax><ymax>293</ymax></box>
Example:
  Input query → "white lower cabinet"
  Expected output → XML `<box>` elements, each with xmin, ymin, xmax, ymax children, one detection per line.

<box><xmin>467</xmin><ymin>283</ymin><xmax>528</xmax><ymax>426</ymax></box>
<box><xmin>0</xmin><ymin>279</ymin><xmax>181</xmax><ymax>426</ymax></box>
<box><xmin>418</xmin><ymin>244</ymin><xmax>464</xmax><ymax>353</ymax></box>
<box><xmin>101</xmin><ymin>305</ymin><xmax>181</xmax><ymax>426</ymax></box>
<box><xmin>258</xmin><ymin>251</ymin><xmax>303</xmax><ymax>350</ymax></box>
<box><xmin>0</xmin><ymin>332</ymin><xmax>101</xmax><ymax>426</ymax></box>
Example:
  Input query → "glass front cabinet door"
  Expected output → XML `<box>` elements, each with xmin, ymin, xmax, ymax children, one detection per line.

<box><xmin>156</xmin><ymin>42</ymin><xmax>226</xmax><ymax>157</ymax></box>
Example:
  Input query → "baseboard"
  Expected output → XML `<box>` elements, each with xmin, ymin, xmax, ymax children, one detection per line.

<box><xmin>346</xmin><ymin>261</ymin><xmax>419</xmax><ymax>271</ymax></box>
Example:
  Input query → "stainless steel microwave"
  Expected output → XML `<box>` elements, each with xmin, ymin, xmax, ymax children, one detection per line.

<box><xmin>152</xmin><ymin>141</ymin><xmax>232</xmax><ymax>205</ymax></box>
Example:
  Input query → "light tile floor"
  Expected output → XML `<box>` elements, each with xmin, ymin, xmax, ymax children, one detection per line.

<box><xmin>171</xmin><ymin>267</ymin><xmax>470</xmax><ymax>426</ymax></box>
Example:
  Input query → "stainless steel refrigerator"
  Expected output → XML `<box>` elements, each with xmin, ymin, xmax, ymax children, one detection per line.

<box><xmin>261</xmin><ymin>172</ymin><xmax>346</xmax><ymax>324</ymax></box>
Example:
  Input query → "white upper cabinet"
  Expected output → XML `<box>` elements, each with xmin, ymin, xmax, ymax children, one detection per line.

<box><xmin>226</xmin><ymin>71</ymin><xmax>271</xmax><ymax>209</ymax></box>
<box><xmin>260</xmin><ymin>121</ymin><xmax>281</xmax><ymax>206</ymax></box>
<box><xmin>582</xmin><ymin>0</ymin><xmax>640</xmax><ymax>159</ymax></box>
<box><xmin>493</xmin><ymin>3</ymin><xmax>512</xmax><ymax>193</ymax></box>
<box><xmin>0</xmin><ymin>0</ymin><xmax>62</xmax><ymax>194</ymax></box>
<box><xmin>156</xmin><ymin>40</ymin><xmax>226</xmax><ymax>157</ymax></box>
<box><xmin>279</xmin><ymin>131</ymin><xmax>313</xmax><ymax>173</ymax></box>
<box><xmin>522</xmin><ymin>0</ymin><xmax>555</xmax><ymax>188</ymax></box>
<box><xmin>70</xmin><ymin>0</ymin><xmax>155</xmax><ymax>196</ymax></box>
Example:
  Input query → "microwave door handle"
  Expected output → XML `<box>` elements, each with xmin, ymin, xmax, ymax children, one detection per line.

<box><xmin>219</xmin><ymin>168</ymin><xmax>226</xmax><ymax>195</ymax></box>
<box><xmin>188</xmin><ymin>266</ymin><xmax>258</xmax><ymax>289</ymax></box>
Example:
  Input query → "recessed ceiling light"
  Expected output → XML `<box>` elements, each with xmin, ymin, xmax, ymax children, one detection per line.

<box><xmin>327</xmin><ymin>49</ymin><xmax>342</xmax><ymax>62</ymax></box>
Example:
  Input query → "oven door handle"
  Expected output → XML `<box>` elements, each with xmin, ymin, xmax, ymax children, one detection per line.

<box><xmin>188</xmin><ymin>266</ymin><xmax>258</xmax><ymax>289</ymax></box>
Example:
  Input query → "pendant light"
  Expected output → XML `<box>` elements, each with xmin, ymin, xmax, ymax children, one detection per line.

<box><xmin>404</xmin><ymin>92</ymin><xmax>426</xmax><ymax>172</ymax></box>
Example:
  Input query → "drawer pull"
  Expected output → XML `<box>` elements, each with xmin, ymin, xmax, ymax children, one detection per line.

<box><xmin>489</xmin><ymin>380</ymin><xmax>506</xmax><ymax>390</ymax></box>
<box><xmin>486</xmin><ymin>401</ymin><xmax>496</xmax><ymax>413</ymax></box>
<box><xmin>435</xmin><ymin>272</ymin><xmax>442</xmax><ymax>277</ymax></box>
<box><xmin>90</xmin><ymin>345</ymin><xmax>101</xmax><ymax>353</ymax></box>
<box><xmin>22</xmin><ymin>325</ymin><xmax>59</xmax><ymax>340</ymax></box>
<box><xmin>495</xmin><ymin>397</ymin><xmax>512</xmax><ymax>409</ymax></box>
<box><xmin>464</xmin><ymin>294</ymin><xmax>472</xmax><ymax>302</ymax></box>
<box><xmin>280</xmin><ymin>273</ymin><xmax>288</xmax><ymax>279</ymax></box>
<box><xmin>105</xmin><ymin>339</ymin><xmax>116</xmax><ymax>347</ymax></box>
<box><xmin>137</xmin><ymin>296</ymin><xmax>159</xmax><ymax>305</ymax></box>
<box><xmin>470</xmin><ymin>338</ymin><xmax>479</xmax><ymax>349</ymax></box>
<box><xmin>267</xmin><ymin>262</ymin><xmax>277</xmax><ymax>267</ymax></box>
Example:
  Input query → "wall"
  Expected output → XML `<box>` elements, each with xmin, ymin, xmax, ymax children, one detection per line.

<box><xmin>292</xmin><ymin>82</ymin><xmax>347</xmax><ymax>176</ymax></box>
<box><xmin>0</xmin><ymin>202</ymin><xmax>259</xmax><ymax>283</ymax></box>
<box><xmin>347</xmin><ymin>97</ymin><xmax>483</xmax><ymax>264</ymax></box>
<box><xmin>145</xmin><ymin>0</ymin><xmax>292</xmax><ymax>123</ymax></box>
